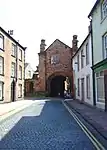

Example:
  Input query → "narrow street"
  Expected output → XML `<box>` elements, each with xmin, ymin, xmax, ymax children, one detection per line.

<box><xmin>0</xmin><ymin>99</ymin><xmax>105</xmax><ymax>150</ymax></box>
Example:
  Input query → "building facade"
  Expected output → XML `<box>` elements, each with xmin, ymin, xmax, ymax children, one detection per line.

<box><xmin>0</xmin><ymin>27</ymin><xmax>26</xmax><ymax>103</ymax></box>
<box><xmin>25</xmin><ymin>63</ymin><xmax>34</xmax><ymax>79</ymax></box>
<box><xmin>72</xmin><ymin>32</ymin><xmax>93</xmax><ymax>105</ymax></box>
<box><xmin>34</xmin><ymin>37</ymin><xmax>78</xmax><ymax>97</ymax></box>
<box><xmin>88</xmin><ymin>0</ymin><xmax>107</xmax><ymax>110</ymax></box>
<box><xmin>24</xmin><ymin>63</ymin><xmax>34</xmax><ymax>96</ymax></box>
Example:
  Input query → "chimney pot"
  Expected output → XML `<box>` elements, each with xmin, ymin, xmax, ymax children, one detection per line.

<box><xmin>40</xmin><ymin>39</ymin><xmax>46</xmax><ymax>51</ymax></box>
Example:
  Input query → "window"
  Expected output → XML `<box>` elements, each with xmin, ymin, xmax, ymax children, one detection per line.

<box><xmin>18</xmin><ymin>84</ymin><xmax>22</xmax><ymax>98</ymax></box>
<box><xmin>0</xmin><ymin>82</ymin><xmax>4</xmax><ymax>101</ymax></box>
<box><xmin>96</xmin><ymin>71</ymin><xmax>105</xmax><ymax>102</ymax></box>
<box><xmin>12</xmin><ymin>43</ymin><xmax>16</xmax><ymax>57</ymax></box>
<box><xmin>0</xmin><ymin>57</ymin><xmax>4</xmax><ymax>75</ymax></box>
<box><xmin>102</xmin><ymin>33</ymin><xmax>107</xmax><ymax>59</ymax></box>
<box><xmin>0</xmin><ymin>34</ymin><xmax>4</xmax><ymax>50</ymax></box>
<box><xmin>101</xmin><ymin>0</ymin><xmax>107</xmax><ymax>19</ymax></box>
<box><xmin>86</xmin><ymin>43</ymin><xmax>89</xmax><ymax>65</ymax></box>
<box><xmin>51</xmin><ymin>55</ymin><xmax>59</xmax><ymax>64</ymax></box>
<box><xmin>11</xmin><ymin>62</ymin><xmax>15</xmax><ymax>77</ymax></box>
<box><xmin>77</xmin><ymin>55</ymin><xmax>80</xmax><ymax>71</ymax></box>
<box><xmin>19</xmin><ymin>66</ymin><xmax>22</xmax><ymax>79</ymax></box>
<box><xmin>86</xmin><ymin>75</ymin><xmax>90</xmax><ymax>99</ymax></box>
<box><xmin>81</xmin><ymin>49</ymin><xmax>84</xmax><ymax>68</ymax></box>
<box><xmin>19</xmin><ymin>49</ymin><xmax>22</xmax><ymax>60</ymax></box>
<box><xmin>77</xmin><ymin>78</ymin><xmax>80</xmax><ymax>96</ymax></box>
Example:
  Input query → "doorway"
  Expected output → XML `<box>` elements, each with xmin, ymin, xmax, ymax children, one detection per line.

<box><xmin>50</xmin><ymin>76</ymin><xmax>66</xmax><ymax>97</ymax></box>
<box><xmin>11</xmin><ymin>79</ymin><xmax>16</xmax><ymax>102</ymax></box>
<box><xmin>81</xmin><ymin>78</ymin><xmax>84</xmax><ymax>102</ymax></box>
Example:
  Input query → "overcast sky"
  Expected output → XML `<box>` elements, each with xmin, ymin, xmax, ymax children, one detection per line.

<box><xmin>0</xmin><ymin>0</ymin><xmax>96</xmax><ymax>70</ymax></box>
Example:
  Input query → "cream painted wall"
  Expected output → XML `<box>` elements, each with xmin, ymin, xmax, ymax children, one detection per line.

<box><xmin>92</xmin><ymin>2</ymin><xmax>107</xmax><ymax>65</ymax></box>
<box><xmin>73</xmin><ymin>34</ymin><xmax>93</xmax><ymax>105</ymax></box>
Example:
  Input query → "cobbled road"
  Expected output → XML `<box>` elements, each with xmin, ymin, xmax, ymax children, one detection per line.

<box><xmin>0</xmin><ymin>100</ymin><xmax>96</xmax><ymax>150</ymax></box>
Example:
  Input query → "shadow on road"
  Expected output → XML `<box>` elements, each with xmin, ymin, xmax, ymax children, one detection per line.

<box><xmin>0</xmin><ymin>100</ymin><xmax>95</xmax><ymax>150</ymax></box>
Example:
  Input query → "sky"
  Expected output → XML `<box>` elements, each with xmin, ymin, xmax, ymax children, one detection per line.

<box><xmin>0</xmin><ymin>0</ymin><xmax>96</xmax><ymax>70</ymax></box>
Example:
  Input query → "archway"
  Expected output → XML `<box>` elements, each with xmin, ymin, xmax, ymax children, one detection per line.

<box><xmin>50</xmin><ymin>75</ymin><xmax>66</xmax><ymax>97</ymax></box>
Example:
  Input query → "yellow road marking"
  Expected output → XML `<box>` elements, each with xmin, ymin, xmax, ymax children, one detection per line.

<box><xmin>63</xmin><ymin>102</ymin><xmax>106</xmax><ymax>150</ymax></box>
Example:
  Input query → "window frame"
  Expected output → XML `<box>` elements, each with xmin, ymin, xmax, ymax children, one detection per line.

<box><xmin>102</xmin><ymin>33</ymin><xmax>107</xmax><ymax>59</ymax></box>
<box><xmin>18</xmin><ymin>84</ymin><xmax>22</xmax><ymax>98</ymax></box>
<box><xmin>101</xmin><ymin>0</ymin><xmax>107</xmax><ymax>20</ymax></box>
<box><xmin>81</xmin><ymin>49</ymin><xmax>84</xmax><ymax>68</ymax></box>
<box><xmin>11</xmin><ymin>43</ymin><xmax>16</xmax><ymax>57</ymax></box>
<box><xmin>11</xmin><ymin>62</ymin><xmax>16</xmax><ymax>78</ymax></box>
<box><xmin>77</xmin><ymin>55</ymin><xmax>80</xmax><ymax>71</ymax></box>
<box><xmin>96</xmin><ymin>71</ymin><xmax>105</xmax><ymax>103</ymax></box>
<box><xmin>19</xmin><ymin>48</ymin><xmax>22</xmax><ymax>61</ymax></box>
<box><xmin>0</xmin><ymin>34</ymin><xmax>4</xmax><ymax>51</ymax></box>
<box><xmin>86</xmin><ymin>75</ymin><xmax>90</xmax><ymax>99</ymax></box>
<box><xmin>86</xmin><ymin>43</ymin><xmax>89</xmax><ymax>65</ymax></box>
<box><xmin>0</xmin><ymin>81</ymin><xmax>4</xmax><ymax>101</ymax></box>
<box><xmin>51</xmin><ymin>55</ymin><xmax>59</xmax><ymax>65</ymax></box>
<box><xmin>19</xmin><ymin>65</ymin><xmax>22</xmax><ymax>80</ymax></box>
<box><xmin>0</xmin><ymin>56</ymin><xmax>4</xmax><ymax>76</ymax></box>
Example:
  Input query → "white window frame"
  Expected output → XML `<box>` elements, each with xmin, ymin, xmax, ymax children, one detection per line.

<box><xmin>19</xmin><ymin>49</ymin><xmax>22</xmax><ymax>61</ymax></box>
<box><xmin>18</xmin><ymin>84</ymin><xmax>22</xmax><ymax>98</ymax></box>
<box><xmin>96</xmin><ymin>71</ymin><xmax>105</xmax><ymax>103</ymax></box>
<box><xmin>51</xmin><ymin>55</ymin><xmax>59</xmax><ymax>64</ymax></box>
<box><xmin>101</xmin><ymin>0</ymin><xmax>107</xmax><ymax>20</ymax></box>
<box><xmin>12</xmin><ymin>43</ymin><xmax>16</xmax><ymax>57</ymax></box>
<box><xmin>0</xmin><ymin>81</ymin><xmax>4</xmax><ymax>101</ymax></box>
<box><xmin>0</xmin><ymin>56</ymin><xmax>4</xmax><ymax>75</ymax></box>
<box><xmin>19</xmin><ymin>65</ymin><xmax>22</xmax><ymax>79</ymax></box>
<box><xmin>0</xmin><ymin>34</ymin><xmax>4</xmax><ymax>50</ymax></box>
<box><xmin>11</xmin><ymin>62</ymin><xmax>16</xmax><ymax>77</ymax></box>
<box><xmin>86</xmin><ymin>75</ymin><xmax>90</xmax><ymax>99</ymax></box>
<box><xmin>103</xmin><ymin>33</ymin><xmax>107</xmax><ymax>59</ymax></box>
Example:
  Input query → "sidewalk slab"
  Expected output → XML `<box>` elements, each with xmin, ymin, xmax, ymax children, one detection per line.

<box><xmin>65</xmin><ymin>100</ymin><xmax>107</xmax><ymax>140</ymax></box>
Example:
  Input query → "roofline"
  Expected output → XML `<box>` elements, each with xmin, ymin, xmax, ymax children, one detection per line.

<box><xmin>71</xmin><ymin>31</ymin><xmax>91</xmax><ymax>59</ymax></box>
<box><xmin>45</xmin><ymin>39</ymin><xmax>71</xmax><ymax>52</ymax></box>
<box><xmin>0</xmin><ymin>27</ymin><xmax>26</xmax><ymax>50</ymax></box>
<box><xmin>88</xmin><ymin>0</ymin><xmax>100</xmax><ymax>18</ymax></box>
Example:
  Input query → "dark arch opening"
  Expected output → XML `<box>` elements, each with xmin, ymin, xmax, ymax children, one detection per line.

<box><xmin>50</xmin><ymin>75</ymin><xmax>66</xmax><ymax>97</ymax></box>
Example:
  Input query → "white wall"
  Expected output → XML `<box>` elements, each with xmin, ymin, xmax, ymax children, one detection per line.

<box><xmin>92</xmin><ymin>2</ymin><xmax>107</xmax><ymax>65</ymax></box>
<box><xmin>73</xmin><ymin>34</ymin><xmax>93</xmax><ymax>105</ymax></box>
<box><xmin>25</xmin><ymin>64</ymin><xmax>34</xmax><ymax>79</ymax></box>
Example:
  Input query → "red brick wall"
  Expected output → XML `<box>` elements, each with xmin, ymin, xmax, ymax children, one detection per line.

<box><xmin>34</xmin><ymin>39</ymin><xmax>74</xmax><ymax>95</ymax></box>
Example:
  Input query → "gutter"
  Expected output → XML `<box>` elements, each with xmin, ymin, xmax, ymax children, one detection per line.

<box><xmin>90</xmin><ymin>20</ymin><xmax>96</xmax><ymax>106</ymax></box>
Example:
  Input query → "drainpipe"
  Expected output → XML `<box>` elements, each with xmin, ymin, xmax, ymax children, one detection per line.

<box><xmin>15</xmin><ymin>44</ymin><xmax>18</xmax><ymax>101</ymax></box>
<box><xmin>90</xmin><ymin>20</ymin><xmax>96</xmax><ymax>106</ymax></box>
<box><xmin>24</xmin><ymin>48</ymin><xmax>26</xmax><ymax>97</ymax></box>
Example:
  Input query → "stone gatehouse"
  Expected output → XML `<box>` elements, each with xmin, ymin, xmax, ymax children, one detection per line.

<box><xmin>34</xmin><ymin>36</ymin><xmax>78</xmax><ymax>97</ymax></box>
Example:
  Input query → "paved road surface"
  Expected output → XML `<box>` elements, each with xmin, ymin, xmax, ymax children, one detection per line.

<box><xmin>0</xmin><ymin>100</ymin><xmax>96</xmax><ymax>150</ymax></box>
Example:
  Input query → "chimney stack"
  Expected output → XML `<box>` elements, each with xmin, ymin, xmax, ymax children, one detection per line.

<box><xmin>40</xmin><ymin>39</ymin><xmax>46</xmax><ymax>52</ymax></box>
<box><xmin>72</xmin><ymin>35</ymin><xmax>78</xmax><ymax>54</ymax></box>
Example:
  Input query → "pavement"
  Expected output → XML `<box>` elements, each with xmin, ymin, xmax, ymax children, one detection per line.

<box><xmin>65</xmin><ymin>99</ymin><xmax>107</xmax><ymax>140</ymax></box>
<box><xmin>0</xmin><ymin>99</ymin><xmax>35</xmax><ymax>122</ymax></box>
<box><xmin>0</xmin><ymin>100</ymin><xmax>98</xmax><ymax>150</ymax></box>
